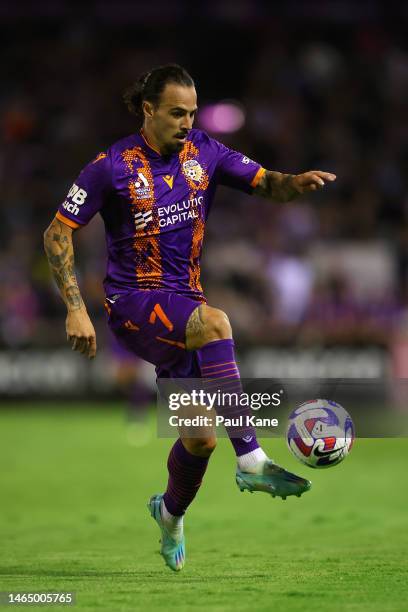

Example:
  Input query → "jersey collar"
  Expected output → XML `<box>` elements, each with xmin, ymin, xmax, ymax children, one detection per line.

<box><xmin>138</xmin><ymin>129</ymin><xmax>188</xmax><ymax>160</ymax></box>
<box><xmin>139</xmin><ymin>129</ymin><xmax>162</xmax><ymax>156</ymax></box>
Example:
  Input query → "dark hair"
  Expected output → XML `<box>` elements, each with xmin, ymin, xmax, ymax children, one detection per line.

<box><xmin>123</xmin><ymin>63</ymin><xmax>195</xmax><ymax>126</ymax></box>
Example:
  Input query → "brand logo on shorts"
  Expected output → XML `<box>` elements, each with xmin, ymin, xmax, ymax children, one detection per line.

<box><xmin>124</xmin><ymin>320</ymin><xmax>140</xmax><ymax>331</ymax></box>
<box><xmin>134</xmin><ymin>209</ymin><xmax>153</xmax><ymax>230</ymax></box>
<box><xmin>182</xmin><ymin>159</ymin><xmax>203</xmax><ymax>182</ymax></box>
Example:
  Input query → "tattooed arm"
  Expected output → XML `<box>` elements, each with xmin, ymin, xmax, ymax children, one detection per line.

<box><xmin>43</xmin><ymin>218</ymin><xmax>97</xmax><ymax>359</ymax></box>
<box><xmin>254</xmin><ymin>170</ymin><xmax>336</xmax><ymax>202</ymax></box>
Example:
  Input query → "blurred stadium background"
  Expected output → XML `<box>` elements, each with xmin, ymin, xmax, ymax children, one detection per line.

<box><xmin>1</xmin><ymin>1</ymin><xmax>408</xmax><ymax>398</ymax></box>
<box><xmin>2</xmin><ymin>3</ymin><xmax>408</xmax><ymax>610</ymax></box>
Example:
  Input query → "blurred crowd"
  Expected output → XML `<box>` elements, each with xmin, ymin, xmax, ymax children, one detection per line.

<box><xmin>2</xmin><ymin>2</ymin><xmax>408</xmax><ymax>351</ymax></box>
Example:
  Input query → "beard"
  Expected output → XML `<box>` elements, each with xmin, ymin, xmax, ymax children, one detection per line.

<box><xmin>161</xmin><ymin>139</ymin><xmax>185</xmax><ymax>156</ymax></box>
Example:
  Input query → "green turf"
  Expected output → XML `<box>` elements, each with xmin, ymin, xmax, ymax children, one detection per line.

<box><xmin>0</xmin><ymin>405</ymin><xmax>407</xmax><ymax>611</ymax></box>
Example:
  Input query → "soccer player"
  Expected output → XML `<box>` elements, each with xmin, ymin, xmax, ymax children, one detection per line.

<box><xmin>44</xmin><ymin>64</ymin><xmax>336</xmax><ymax>572</ymax></box>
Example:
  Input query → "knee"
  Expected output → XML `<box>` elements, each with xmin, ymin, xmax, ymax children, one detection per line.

<box><xmin>201</xmin><ymin>306</ymin><xmax>232</xmax><ymax>344</ymax></box>
<box><xmin>183</xmin><ymin>436</ymin><xmax>217</xmax><ymax>458</ymax></box>
<box><xmin>186</xmin><ymin>305</ymin><xmax>232</xmax><ymax>350</ymax></box>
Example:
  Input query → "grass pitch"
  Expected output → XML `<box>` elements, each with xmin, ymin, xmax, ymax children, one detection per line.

<box><xmin>0</xmin><ymin>404</ymin><xmax>407</xmax><ymax>611</ymax></box>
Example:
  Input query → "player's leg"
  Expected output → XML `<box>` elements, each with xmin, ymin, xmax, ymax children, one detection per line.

<box><xmin>186</xmin><ymin>304</ymin><xmax>267</xmax><ymax>464</ymax></box>
<box><xmin>105</xmin><ymin>290</ymin><xmax>217</xmax><ymax>570</ymax></box>
<box><xmin>157</xmin><ymin>399</ymin><xmax>217</xmax><ymax>570</ymax></box>
<box><xmin>151</xmin><ymin>431</ymin><xmax>216</xmax><ymax>570</ymax></box>
<box><xmin>185</xmin><ymin>304</ymin><xmax>311</xmax><ymax>499</ymax></box>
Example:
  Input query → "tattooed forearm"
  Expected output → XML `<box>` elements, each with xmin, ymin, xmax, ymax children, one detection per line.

<box><xmin>44</xmin><ymin>219</ymin><xmax>84</xmax><ymax>311</ymax></box>
<box><xmin>254</xmin><ymin>171</ymin><xmax>299</xmax><ymax>203</ymax></box>
<box><xmin>66</xmin><ymin>286</ymin><xmax>83</xmax><ymax>310</ymax></box>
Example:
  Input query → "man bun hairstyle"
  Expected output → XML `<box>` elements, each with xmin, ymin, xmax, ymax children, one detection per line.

<box><xmin>123</xmin><ymin>64</ymin><xmax>195</xmax><ymax>126</ymax></box>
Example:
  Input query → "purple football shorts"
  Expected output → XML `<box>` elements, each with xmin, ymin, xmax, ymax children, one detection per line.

<box><xmin>105</xmin><ymin>289</ymin><xmax>203</xmax><ymax>379</ymax></box>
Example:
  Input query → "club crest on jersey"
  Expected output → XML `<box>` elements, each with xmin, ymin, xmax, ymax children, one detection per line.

<box><xmin>182</xmin><ymin>159</ymin><xmax>203</xmax><ymax>183</ymax></box>
<box><xmin>134</xmin><ymin>209</ymin><xmax>153</xmax><ymax>230</ymax></box>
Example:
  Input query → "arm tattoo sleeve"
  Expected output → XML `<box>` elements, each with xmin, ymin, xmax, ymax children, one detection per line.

<box><xmin>254</xmin><ymin>170</ymin><xmax>299</xmax><ymax>203</ymax></box>
<box><xmin>43</xmin><ymin>219</ymin><xmax>84</xmax><ymax>311</ymax></box>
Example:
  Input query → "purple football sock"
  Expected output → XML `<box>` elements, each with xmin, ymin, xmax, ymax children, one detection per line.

<box><xmin>163</xmin><ymin>438</ymin><xmax>209</xmax><ymax>517</ymax></box>
<box><xmin>197</xmin><ymin>338</ymin><xmax>260</xmax><ymax>457</ymax></box>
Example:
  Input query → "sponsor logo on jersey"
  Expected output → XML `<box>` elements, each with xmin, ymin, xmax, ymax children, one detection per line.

<box><xmin>134</xmin><ymin>210</ymin><xmax>153</xmax><ymax>230</ymax></box>
<box><xmin>62</xmin><ymin>183</ymin><xmax>88</xmax><ymax>216</ymax></box>
<box><xmin>182</xmin><ymin>159</ymin><xmax>203</xmax><ymax>182</ymax></box>
<box><xmin>157</xmin><ymin>197</ymin><xmax>203</xmax><ymax>228</ymax></box>
<box><xmin>62</xmin><ymin>200</ymin><xmax>80</xmax><ymax>215</ymax></box>
<box><xmin>133</xmin><ymin>197</ymin><xmax>204</xmax><ymax>232</ymax></box>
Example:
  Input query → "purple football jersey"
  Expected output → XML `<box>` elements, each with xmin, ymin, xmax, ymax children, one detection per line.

<box><xmin>56</xmin><ymin>129</ymin><xmax>265</xmax><ymax>300</ymax></box>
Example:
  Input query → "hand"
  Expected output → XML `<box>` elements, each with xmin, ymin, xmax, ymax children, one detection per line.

<box><xmin>292</xmin><ymin>171</ymin><xmax>336</xmax><ymax>194</ymax></box>
<box><xmin>66</xmin><ymin>308</ymin><xmax>97</xmax><ymax>359</ymax></box>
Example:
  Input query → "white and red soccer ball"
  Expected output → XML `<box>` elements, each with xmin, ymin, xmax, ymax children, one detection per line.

<box><xmin>286</xmin><ymin>399</ymin><xmax>355</xmax><ymax>468</ymax></box>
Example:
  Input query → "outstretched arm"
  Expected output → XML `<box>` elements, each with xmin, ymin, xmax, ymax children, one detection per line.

<box><xmin>43</xmin><ymin>217</ymin><xmax>97</xmax><ymax>359</ymax></box>
<box><xmin>254</xmin><ymin>170</ymin><xmax>336</xmax><ymax>202</ymax></box>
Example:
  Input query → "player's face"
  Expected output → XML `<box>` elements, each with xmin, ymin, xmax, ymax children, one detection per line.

<box><xmin>144</xmin><ymin>83</ymin><xmax>198</xmax><ymax>155</ymax></box>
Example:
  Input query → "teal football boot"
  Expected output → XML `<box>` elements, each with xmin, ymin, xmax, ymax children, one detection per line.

<box><xmin>148</xmin><ymin>494</ymin><xmax>185</xmax><ymax>571</ymax></box>
<box><xmin>236</xmin><ymin>460</ymin><xmax>311</xmax><ymax>500</ymax></box>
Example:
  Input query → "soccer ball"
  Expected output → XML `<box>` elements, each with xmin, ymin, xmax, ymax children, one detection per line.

<box><xmin>286</xmin><ymin>399</ymin><xmax>355</xmax><ymax>468</ymax></box>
